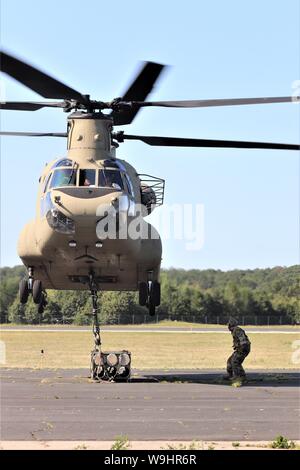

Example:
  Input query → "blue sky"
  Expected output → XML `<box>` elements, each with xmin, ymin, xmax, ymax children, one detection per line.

<box><xmin>0</xmin><ymin>0</ymin><xmax>299</xmax><ymax>270</ymax></box>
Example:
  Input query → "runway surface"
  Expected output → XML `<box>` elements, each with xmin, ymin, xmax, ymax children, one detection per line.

<box><xmin>1</xmin><ymin>368</ymin><xmax>299</xmax><ymax>441</ymax></box>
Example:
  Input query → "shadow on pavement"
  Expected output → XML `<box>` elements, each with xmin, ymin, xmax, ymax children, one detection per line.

<box><xmin>1</xmin><ymin>368</ymin><xmax>299</xmax><ymax>387</ymax></box>
<box><xmin>130</xmin><ymin>371</ymin><xmax>300</xmax><ymax>387</ymax></box>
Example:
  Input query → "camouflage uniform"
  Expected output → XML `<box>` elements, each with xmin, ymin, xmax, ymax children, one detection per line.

<box><xmin>227</xmin><ymin>325</ymin><xmax>251</xmax><ymax>379</ymax></box>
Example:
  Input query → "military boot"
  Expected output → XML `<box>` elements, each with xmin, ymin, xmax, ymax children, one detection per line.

<box><xmin>222</xmin><ymin>374</ymin><xmax>233</xmax><ymax>381</ymax></box>
<box><xmin>231</xmin><ymin>375</ymin><xmax>247</xmax><ymax>385</ymax></box>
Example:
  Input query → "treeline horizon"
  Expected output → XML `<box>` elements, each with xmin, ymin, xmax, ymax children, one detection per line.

<box><xmin>0</xmin><ymin>264</ymin><xmax>299</xmax><ymax>325</ymax></box>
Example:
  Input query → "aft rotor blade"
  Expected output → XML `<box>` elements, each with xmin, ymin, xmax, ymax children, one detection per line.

<box><xmin>111</xmin><ymin>61</ymin><xmax>166</xmax><ymax>125</ymax></box>
<box><xmin>131</xmin><ymin>96</ymin><xmax>300</xmax><ymax>108</ymax></box>
<box><xmin>0</xmin><ymin>131</ymin><xmax>67</xmax><ymax>137</ymax></box>
<box><xmin>0</xmin><ymin>51</ymin><xmax>87</xmax><ymax>103</ymax></box>
<box><xmin>0</xmin><ymin>101</ymin><xmax>65</xmax><ymax>111</ymax></box>
<box><xmin>119</xmin><ymin>134</ymin><xmax>300</xmax><ymax>151</ymax></box>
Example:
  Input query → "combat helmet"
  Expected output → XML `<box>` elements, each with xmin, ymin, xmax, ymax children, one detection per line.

<box><xmin>228</xmin><ymin>317</ymin><xmax>239</xmax><ymax>329</ymax></box>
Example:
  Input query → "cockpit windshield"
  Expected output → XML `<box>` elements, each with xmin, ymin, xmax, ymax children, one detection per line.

<box><xmin>45</xmin><ymin>167</ymin><xmax>127</xmax><ymax>191</ymax></box>
<box><xmin>99</xmin><ymin>170</ymin><xmax>124</xmax><ymax>190</ymax></box>
<box><xmin>79</xmin><ymin>169</ymin><xmax>96</xmax><ymax>187</ymax></box>
<box><xmin>49</xmin><ymin>168</ymin><xmax>76</xmax><ymax>189</ymax></box>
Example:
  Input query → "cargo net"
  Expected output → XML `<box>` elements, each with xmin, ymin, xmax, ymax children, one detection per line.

<box><xmin>139</xmin><ymin>174</ymin><xmax>165</xmax><ymax>213</ymax></box>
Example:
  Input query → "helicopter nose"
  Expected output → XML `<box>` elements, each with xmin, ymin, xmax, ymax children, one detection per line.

<box><xmin>95</xmin><ymin>193</ymin><xmax>134</xmax><ymax>225</ymax></box>
<box><xmin>51</xmin><ymin>187</ymin><xmax>127</xmax><ymax>219</ymax></box>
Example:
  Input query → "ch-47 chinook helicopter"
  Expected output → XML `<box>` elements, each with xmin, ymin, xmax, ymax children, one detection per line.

<box><xmin>1</xmin><ymin>51</ymin><xmax>299</xmax><ymax>346</ymax></box>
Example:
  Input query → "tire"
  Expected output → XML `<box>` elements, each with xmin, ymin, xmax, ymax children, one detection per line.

<box><xmin>19</xmin><ymin>279</ymin><xmax>29</xmax><ymax>304</ymax></box>
<box><xmin>38</xmin><ymin>293</ymin><xmax>45</xmax><ymax>314</ymax></box>
<box><xmin>139</xmin><ymin>282</ymin><xmax>148</xmax><ymax>306</ymax></box>
<box><xmin>38</xmin><ymin>304</ymin><xmax>44</xmax><ymax>314</ymax></box>
<box><xmin>151</xmin><ymin>281</ymin><xmax>161</xmax><ymax>306</ymax></box>
<box><xmin>32</xmin><ymin>280</ymin><xmax>43</xmax><ymax>304</ymax></box>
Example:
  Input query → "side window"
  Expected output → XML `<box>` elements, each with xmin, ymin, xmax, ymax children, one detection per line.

<box><xmin>40</xmin><ymin>190</ymin><xmax>54</xmax><ymax>218</ymax></box>
<box><xmin>79</xmin><ymin>169</ymin><xmax>96</xmax><ymax>186</ymax></box>
<box><xmin>43</xmin><ymin>173</ymin><xmax>52</xmax><ymax>193</ymax></box>
<box><xmin>124</xmin><ymin>173</ymin><xmax>134</xmax><ymax>197</ymax></box>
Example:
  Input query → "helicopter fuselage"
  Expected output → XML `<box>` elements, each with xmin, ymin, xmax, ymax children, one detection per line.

<box><xmin>17</xmin><ymin>113</ymin><xmax>163</xmax><ymax>291</ymax></box>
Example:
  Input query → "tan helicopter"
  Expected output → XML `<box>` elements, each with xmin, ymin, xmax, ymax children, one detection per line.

<box><xmin>1</xmin><ymin>51</ymin><xmax>299</xmax><ymax>324</ymax></box>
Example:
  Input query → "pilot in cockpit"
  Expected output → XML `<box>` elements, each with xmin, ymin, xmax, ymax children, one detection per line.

<box><xmin>83</xmin><ymin>178</ymin><xmax>92</xmax><ymax>187</ymax></box>
<box><xmin>104</xmin><ymin>172</ymin><xmax>121</xmax><ymax>190</ymax></box>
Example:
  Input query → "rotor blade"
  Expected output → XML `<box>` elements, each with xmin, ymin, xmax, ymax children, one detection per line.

<box><xmin>0</xmin><ymin>101</ymin><xmax>65</xmax><ymax>111</ymax></box>
<box><xmin>119</xmin><ymin>134</ymin><xmax>300</xmax><ymax>151</ymax></box>
<box><xmin>0</xmin><ymin>51</ymin><xmax>87</xmax><ymax>102</ymax></box>
<box><xmin>0</xmin><ymin>131</ymin><xmax>67</xmax><ymax>137</ymax></box>
<box><xmin>130</xmin><ymin>96</ymin><xmax>300</xmax><ymax>109</ymax></box>
<box><xmin>111</xmin><ymin>61</ymin><xmax>166</xmax><ymax>125</ymax></box>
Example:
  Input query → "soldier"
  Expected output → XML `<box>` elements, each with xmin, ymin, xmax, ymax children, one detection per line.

<box><xmin>224</xmin><ymin>317</ymin><xmax>251</xmax><ymax>381</ymax></box>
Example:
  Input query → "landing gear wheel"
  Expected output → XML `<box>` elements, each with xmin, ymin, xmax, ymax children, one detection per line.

<box><xmin>139</xmin><ymin>282</ymin><xmax>148</xmax><ymax>306</ymax></box>
<box><xmin>37</xmin><ymin>293</ymin><xmax>47</xmax><ymax>314</ymax></box>
<box><xmin>38</xmin><ymin>304</ymin><xmax>44</xmax><ymax>315</ymax></box>
<box><xmin>19</xmin><ymin>279</ymin><xmax>29</xmax><ymax>304</ymax></box>
<box><xmin>32</xmin><ymin>280</ymin><xmax>43</xmax><ymax>304</ymax></box>
<box><xmin>150</xmin><ymin>281</ymin><xmax>161</xmax><ymax>306</ymax></box>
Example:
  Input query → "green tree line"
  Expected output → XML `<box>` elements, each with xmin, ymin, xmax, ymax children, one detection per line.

<box><xmin>0</xmin><ymin>265</ymin><xmax>299</xmax><ymax>324</ymax></box>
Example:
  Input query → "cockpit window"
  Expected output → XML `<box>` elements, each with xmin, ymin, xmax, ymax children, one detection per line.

<box><xmin>49</xmin><ymin>169</ymin><xmax>76</xmax><ymax>189</ymax></box>
<box><xmin>99</xmin><ymin>169</ymin><xmax>123</xmax><ymax>190</ymax></box>
<box><xmin>52</xmin><ymin>158</ymin><xmax>73</xmax><ymax>168</ymax></box>
<box><xmin>79</xmin><ymin>169</ymin><xmax>96</xmax><ymax>187</ymax></box>
<box><xmin>102</xmin><ymin>160</ymin><xmax>120</xmax><ymax>169</ymax></box>
<box><xmin>102</xmin><ymin>159</ymin><xmax>127</xmax><ymax>172</ymax></box>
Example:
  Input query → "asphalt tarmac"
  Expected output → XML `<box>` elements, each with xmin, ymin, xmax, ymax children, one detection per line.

<box><xmin>1</xmin><ymin>368</ymin><xmax>299</xmax><ymax>441</ymax></box>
